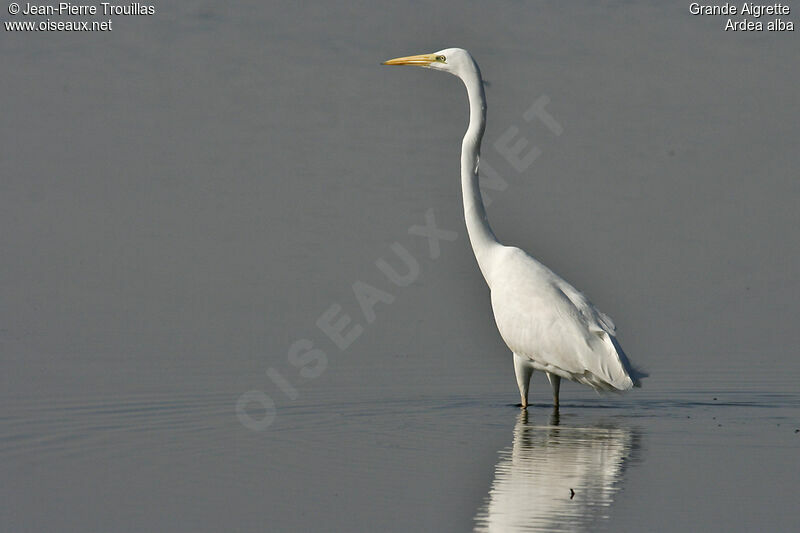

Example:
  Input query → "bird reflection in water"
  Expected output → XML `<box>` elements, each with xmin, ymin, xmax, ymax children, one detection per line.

<box><xmin>474</xmin><ymin>410</ymin><xmax>641</xmax><ymax>532</ymax></box>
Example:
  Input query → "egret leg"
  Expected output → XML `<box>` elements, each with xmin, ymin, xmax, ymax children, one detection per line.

<box><xmin>546</xmin><ymin>372</ymin><xmax>561</xmax><ymax>408</ymax></box>
<box><xmin>513</xmin><ymin>353</ymin><xmax>534</xmax><ymax>408</ymax></box>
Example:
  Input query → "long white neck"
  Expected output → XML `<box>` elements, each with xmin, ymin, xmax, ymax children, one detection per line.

<box><xmin>458</xmin><ymin>62</ymin><xmax>502</xmax><ymax>284</ymax></box>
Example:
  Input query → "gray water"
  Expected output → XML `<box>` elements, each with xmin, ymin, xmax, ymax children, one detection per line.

<box><xmin>2</xmin><ymin>2</ymin><xmax>799</xmax><ymax>531</ymax></box>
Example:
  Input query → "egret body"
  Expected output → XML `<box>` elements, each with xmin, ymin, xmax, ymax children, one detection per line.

<box><xmin>383</xmin><ymin>49</ymin><xmax>644</xmax><ymax>407</ymax></box>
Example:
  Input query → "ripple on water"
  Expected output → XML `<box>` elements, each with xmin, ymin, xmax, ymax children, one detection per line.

<box><xmin>0</xmin><ymin>391</ymin><xmax>236</xmax><ymax>462</ymax></box>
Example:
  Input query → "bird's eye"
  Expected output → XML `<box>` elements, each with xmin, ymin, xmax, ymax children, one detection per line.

<box><xmin>436</xmin><ymin>55</ymin><xmax>446</xmax><ymax>62</ymax></box>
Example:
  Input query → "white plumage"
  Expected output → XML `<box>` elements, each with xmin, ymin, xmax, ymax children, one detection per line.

<box><xmin>384</xmin><ymin>48</ymin><xmax>644</xmax><ymax>407</ymax></box>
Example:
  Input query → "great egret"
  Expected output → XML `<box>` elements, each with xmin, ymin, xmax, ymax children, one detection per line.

<box><xmin>383</xmin><ymin>49</ymin><xmax>644</xmax><ymax>408</ymax></box>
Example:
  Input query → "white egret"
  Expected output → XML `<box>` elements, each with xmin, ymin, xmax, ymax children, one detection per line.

<box><xmin>383</xmin><ymin>49</ymin><xmax>644</xmax><ymax>408</ymax></box>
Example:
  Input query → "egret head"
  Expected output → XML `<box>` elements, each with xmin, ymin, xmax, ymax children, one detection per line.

<box><xmin>382</xmin><ymin>48</ymin><xmax>477</xmax><ymax>79</ymax></box>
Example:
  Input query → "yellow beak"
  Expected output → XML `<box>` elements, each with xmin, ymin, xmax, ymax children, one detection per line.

<box><xmin>382</xmin><ymin>53</ymin><xmax>438</xmax><ymax>66</ymax></box>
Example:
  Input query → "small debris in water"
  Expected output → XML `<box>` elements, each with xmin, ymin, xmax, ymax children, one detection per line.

<box><xmin>795</xmin><ymin>429</ymin><xmax>799</xmax><ymax>433</ymax></box>
<box><xmin>713</xmin><ymin>397</ymin><xmax>718</xmax><ymax>401</ymax></box>
<box><xmin>570</xmin><ymin>489</ymin><xmax>575</xmax><ymax>500</ymax></box>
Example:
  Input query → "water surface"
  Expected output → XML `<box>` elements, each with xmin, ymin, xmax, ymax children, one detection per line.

<box><xmin>2</xmin><ymin>1</ymin><xmax>798</xmax><ymax>531</ymax></box>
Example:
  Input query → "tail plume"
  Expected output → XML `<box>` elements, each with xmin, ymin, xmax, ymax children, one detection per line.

<box><xmin>610</xmin><ymin>336</ymin><xmax>648</xmax><ymax>387</ymax></box>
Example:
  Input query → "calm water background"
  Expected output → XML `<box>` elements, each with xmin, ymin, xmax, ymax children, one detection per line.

<box><xmin>2</xmin><ymin>2</ymin><xmax>799</xmax><ymax>531</ymax></box>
